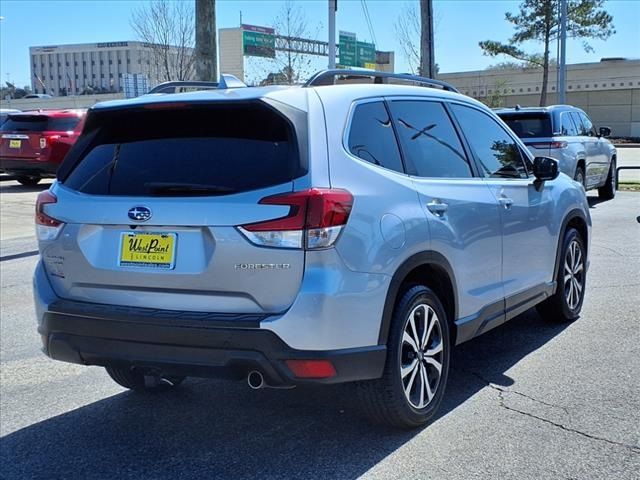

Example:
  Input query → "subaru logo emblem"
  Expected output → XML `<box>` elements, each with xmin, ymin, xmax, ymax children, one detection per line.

<box><xmin>128</xmin><ymin>206</ymin><xmax>152</xmax><ymax>222</ymax></box>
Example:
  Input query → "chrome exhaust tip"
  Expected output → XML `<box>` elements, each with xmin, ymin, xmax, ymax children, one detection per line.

<box><xmin>247</xmin><ymin>370</ymin><xmax>265</xmax><ymax>390</ymax></box>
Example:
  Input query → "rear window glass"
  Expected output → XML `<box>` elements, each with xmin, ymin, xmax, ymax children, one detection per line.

<box><xmin>498</xmin><ymin>113</ymin><xmax>552</xmax><ymax>139</ymax></box>
<box><xmin>0</xmin><ymin>115</ymin><xmax>80</xmax><ymax>132</ymax></box>
<box><xmin>63</xmin><ymin>103</ymin><xmax>303</xmax><ymax>196</ymax></box>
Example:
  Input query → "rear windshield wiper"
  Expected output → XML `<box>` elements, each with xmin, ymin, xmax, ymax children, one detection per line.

<box><xmin>144</xmin><ymin>182</ymin><xmax>238</xmax><ymax>196</ymax></box>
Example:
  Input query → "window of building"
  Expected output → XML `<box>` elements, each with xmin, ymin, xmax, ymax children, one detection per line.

<box><xmin>347</xmin><ymin>101</ymin><xmax>404</xmax><ymax>173</ymax></box>
<box><xmin>450</xmin><ymin>104</ymin><xmax>528</xmax><ymax>179</ymax></box>
<box><xmin>389</xmin><ymin>100</ymin><xmax>472</xmax><ymax>178</ymax></box>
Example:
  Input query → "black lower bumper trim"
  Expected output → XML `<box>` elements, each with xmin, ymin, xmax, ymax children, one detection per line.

<box><xmin>40</xmin><ymin>302</ymin><xmax>386</xmax><ymax>386</ymax></box>
<box><xmin>0</xmin><ymin>158</ymin><xmax>58</xmax><ymax>176</ymax></box>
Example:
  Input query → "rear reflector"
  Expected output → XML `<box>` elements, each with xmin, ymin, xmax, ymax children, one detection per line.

<box><xmin>35</xmin><ymin>191</ymin><xmax>64</xmax><ymax>241</ymax></box>
<box><xmin>238</xmin><ymin>188</ymin><xmax>353</xmax><ymax>250</ymax></box>
<box><xmin>285</xmin><ymin>360</ymin><xmax>337</xmax><ymax>379</ymax></box>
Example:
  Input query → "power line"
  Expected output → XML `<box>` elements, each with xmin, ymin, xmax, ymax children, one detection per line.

<box><xmin>360</xmin><ymin>0</ymin><xmax>377</xmax><ymax>47</ymax></box>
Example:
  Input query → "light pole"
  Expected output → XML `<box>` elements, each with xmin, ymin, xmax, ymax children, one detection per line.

<box><xmin>328</xmin><ymin>0</ymin><xmax>336</xmax><ymax>69</ymax></box>
<box><xmin>558</xmin><ymin>0</ymin><xmax>567</xmax><ymax>104</ymax></box>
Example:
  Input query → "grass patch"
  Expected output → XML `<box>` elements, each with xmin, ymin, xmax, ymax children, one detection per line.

<box><xmin>619</xmin><ymin>182</ymin><xmax>640</xmax><ymax>192</ymax></box>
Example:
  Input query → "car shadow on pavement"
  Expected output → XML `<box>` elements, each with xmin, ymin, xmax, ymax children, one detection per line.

<box><xmin>0</xmin><ymin>181</ymin><xmax>52</xmax><ymax>194</ymax></box>
<box><xmin>0</xmin><ymin>309</ymin><xmax>569</xmax><ymax>480</ymax></box>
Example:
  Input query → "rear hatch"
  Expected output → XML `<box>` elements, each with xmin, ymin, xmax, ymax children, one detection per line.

<box><xmin>498</xmin><ymin>112</ymin><xmax>553</xmax><ymax>158</ymax></box>
<box><xmin>40</xmin><ymin>100</ymin><xmax>309</xmax><ymax>314</ymax></box>
<box><xmin>0</xmin><ymin>114</ymin><xmax>81</xmax><ymax>161</ymax></box>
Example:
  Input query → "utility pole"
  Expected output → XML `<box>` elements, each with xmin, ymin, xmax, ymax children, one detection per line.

<box><xmin>195</xmin><ymin>0</ymin><xmax>217</xmax><ymax>81</ymax></box>
<box><xmin>328</xmin><ymin>0</ymin><xmax>337</xmax><ymax>69</ymax></box>
<box><xmin>420</xmin><ymin>0</ymin><xmax>435</xmax><ymax>78</ymax></box>
<box><xmin>558</xmin><ymin>0</ymin><xmax>567</xmax><ymax>104</ymax></box>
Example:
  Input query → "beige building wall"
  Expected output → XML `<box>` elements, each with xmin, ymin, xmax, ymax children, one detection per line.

<box><xmin>219</xmin><ymin>28</ymin><xmax>245</xmax><ymax>80</ymax></box>
<box><xmin>439</xmin><ymin>59</ymin><xmax>640</xmax><ymax>138</ymax></box>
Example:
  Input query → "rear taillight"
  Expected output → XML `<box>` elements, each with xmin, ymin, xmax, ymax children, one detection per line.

<box><xmin>526</xmin><ymin>141</ymin><xmax>567</xmax><ymax>149</ymax></box>
<box><xmin>238</xmin><ymin>188</ymin><xmax>353</xmax><ymax>250</ymax></box>
<box><xmin>35</xmin><ymin>191</ymin><xmax>64</xmax><ymax>241</ymax></box>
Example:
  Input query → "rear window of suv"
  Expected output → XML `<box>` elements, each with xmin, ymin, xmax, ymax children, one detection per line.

<box><xmin>498</xmin><ymin>113</ymin><xmax>552</xmax><ymax>139</ymax></box>
<box><xmin>62</xmin><ymin>102</ymin><xmax>303</xmax><ymax>196</ymax></box>
<box><xmin>1</xmin><ymin>115</ymin><xmax>81</xmax><ymax>132</ymax></box>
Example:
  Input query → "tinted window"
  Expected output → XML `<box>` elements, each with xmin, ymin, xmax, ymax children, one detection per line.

<box><xmin>451</xmin><ymin>105</ymin><xmax>527</xmax><ymax>179</ymax></box>
<box><xmin>499</xmin><ymin>113</ymin><xmax>552</xmax><ymax>138</ymax></box>
<box><xmin>578</xmin><ymin>112</ymin><xmax>596</xmax><ymax>136</ymax></box>
<box><xmin>0</xmin><ymin>115</ymin><xmax>80</xmax><ymax>132</ymax></box>
<box><xmin>388</xmin><ymin>101</ymin><xmax>471</xmax><ymax>178</ymax></box>
<box><xmin>347</xmin><ymin>101</ymin><xmax>403</xmax><ymax>173</ymax></box>
<box><xmin>64</xmin><ymin>103</ymin><xmax>302</xmax><ymax>196</ymax></box>
<box><xmin>560</xmin><ymin>112</ymin><xmax>578</xmax><ymax>136</ymax></box>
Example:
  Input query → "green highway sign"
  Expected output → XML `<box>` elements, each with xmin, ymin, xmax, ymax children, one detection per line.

<box><xmin>339</xmin><ymin>31</ymin><xmax>375</xmax><ymax>68</ymax></box>
<box><xmin>242</xmin><ymin>24</ymin><xmax>276</xmax><ymax>58</ymax></box>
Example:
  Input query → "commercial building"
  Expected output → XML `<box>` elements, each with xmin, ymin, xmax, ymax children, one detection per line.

<box><xmin>29</xmin><ymin>41</ymin><xmax>191</xmax><ymax>95</ymax></box>
<box><xmin>439</xmin><ymin>58</ymin><xmax>640</xmax><ymax>137</ymax></box>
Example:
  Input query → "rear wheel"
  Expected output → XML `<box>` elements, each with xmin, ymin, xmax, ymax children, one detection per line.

<box><xmin>598</xmin><ymin>157</ymin><xmax>616</xmax><ymax>200</ymax></box>
<box><xmin>537</xmin><ymin>227</ymin><xmax>586</xmax><ymax>322</ymax></box>
<box><xmin>16</xmin><ymin>175</ymin><xmax>41</xmax><ymax>186</ymax></box>
<box><xmin>356</xmin><ymin>285</ymin><xmax>450</xmax><ymax>429</ymax></box>
<box><xmin>105</xmin><ymin>365</ymin><xmax>185</xmax><ymax>392</ymax></box>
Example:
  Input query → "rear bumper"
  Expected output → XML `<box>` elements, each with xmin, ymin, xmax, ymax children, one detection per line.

<box><xmin>0</xmin><ymin>158</ymin><xmax>58</xmax><ymax>176</ymax></box>
<box><xmin>39</xmin><ymin>303</ymin><xmax>386</xmax><ymax>385</ymax></box>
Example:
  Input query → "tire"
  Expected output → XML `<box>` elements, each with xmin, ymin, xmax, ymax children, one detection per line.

<box><xmin>598</xmin><ymin>157</ymin><xmax>616</xmax><ymax>200</ymax></box>
<box><xmin>574</xmin><ymin>166</ymin><xmax>585</xmax><ymax>189</ymax></box>
<box><xmin>355</xmin><ymin>285</ymin><xmax>451</xmax><ymax>429</ymax></box>
<box><xmin>536</xmin><ymin>227</ymin><xmax>586</xmax><ymax>322</ymax></box>
<box><xmin>105</xmin><ymin>365</ymin><xmax>185</xmax><ymax>391</ymax></box>
<box><xmin>16</xmin><ymin>175</ymin><xmax>41</xmax><ymax>186</ymax></box>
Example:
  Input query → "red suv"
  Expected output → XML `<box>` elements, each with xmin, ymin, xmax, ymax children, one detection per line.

<box><xmin>0</xmin><ymin>109</ymin><xmax>86</xmax><ymax>185</ymax></box>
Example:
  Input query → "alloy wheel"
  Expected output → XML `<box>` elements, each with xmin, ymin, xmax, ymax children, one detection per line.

<box><xmin>564</xmin><ymin>239</ymin><xmax>584</xmax><ymax>311</ymax></box>
<box><xmin>400</xmin><ymin>304</ymin><xmax>444</xmax><ymax>409</ymax></box>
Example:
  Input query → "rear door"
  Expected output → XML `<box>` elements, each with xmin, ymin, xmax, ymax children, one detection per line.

<box><xmin>43</xmin><ymin>100</ymin><xmax>310</xmax><ymax>314</ymax></box>
<box><xmin>450</xmin><ymin>103</ymin><xmax>557</xmax><ymax>313</ymax></box>
<box><xmin>387</xmin><ymin>98</ymin><xmax>504</xmax><ymax>328</ymax></box>
<box><xmin>571</xmin><ymin>111</ymin><xmax>603</xmax><ymax>188</ymax></box>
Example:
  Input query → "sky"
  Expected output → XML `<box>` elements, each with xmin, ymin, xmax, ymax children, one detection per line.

<box><xmin>0</xmin><ymin>0</ymin><xmax>639</xmax><ymax>88</ymax></box>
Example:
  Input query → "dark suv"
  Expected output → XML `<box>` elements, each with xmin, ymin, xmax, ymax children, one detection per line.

<box><xmin>0</xmin><ymin>109</ymin><xmax>86</xmax><ymax>185</ymax></box>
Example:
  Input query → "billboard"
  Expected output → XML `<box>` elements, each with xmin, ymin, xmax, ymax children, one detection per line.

<box><xmin>242</xmin><ymin>24</ymin><xmax>276</xmax><ymax>58</ymax></box>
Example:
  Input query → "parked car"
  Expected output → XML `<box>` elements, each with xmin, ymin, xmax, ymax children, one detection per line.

<box><xmin>0</xmin><ymin>109</ymin><xmax>86</xmax><ymax>185</ymax></box>
<box><xmin>23</xmin><ymin>93</ymin><xmax>53</xmax><ymax>99</ymax></box>
<box><xmin>496</xmin><ymin>105</ymin><xmax>617</xmax><ymax>199</ymax></box>
<box><xmin>0</xmin><ymin>108</ymin><xmax>21</xmax><ymax>126</ymax></box>
<box><xmin>33</xmin><ymin>71</ymin><xmax>591</xmax><ymax>428</ymax></box>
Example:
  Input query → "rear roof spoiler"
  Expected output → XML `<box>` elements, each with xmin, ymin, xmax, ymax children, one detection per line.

<box><xmin>148</xmin><ymin>74</ymin><xmax>247</xmax><ymax>94</ymax></box>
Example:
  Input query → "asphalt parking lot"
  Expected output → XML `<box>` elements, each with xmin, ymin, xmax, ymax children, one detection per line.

<box><xmin>1</xmin><ymin>165</ymin><xmax>639</xmax><ymax>479</ymax></box>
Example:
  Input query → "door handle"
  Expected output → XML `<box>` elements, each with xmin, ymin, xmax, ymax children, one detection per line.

<box><xmin>426</xmin><ymin>200</ymin><xmax>448</xmax><ymax>217</ymax></box>
<box><xmin>498</xmin><ymin>196</ymin><xmax>514</xmax><ymax>210</ymax></box>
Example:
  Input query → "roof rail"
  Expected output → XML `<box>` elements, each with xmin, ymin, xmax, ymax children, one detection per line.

<box><xmin>303</xmin><ymin>69</ymin><xmax>459</xmax><ymax>93</ymax></box>
<box><xmin>148</xmin><ymin>74</ymin><xmax>246</xmax><ymax>94</ymax></box>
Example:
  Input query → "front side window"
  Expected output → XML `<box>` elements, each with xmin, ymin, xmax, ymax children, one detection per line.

<box><xmin>451</xmin><ymin>104</ymin><xmax>528</xmax><ymax>179</ymax></box>
<box><xmin>578</xmin><ymin>112</ymin><xmax>597</xmax><ymax>137</ymax></box>
<box><xmin>347</xmin><ymin>101</ymin><xmax>404</xmax><ymax>173</ymax></box>
<box><xmin>388</xmin><ymin>100</ymin><xmax>472</xmax><ymax>178</ymax></box>
<box><xmin>560</xmin><ymin>112</ymin><xmax>578</xmax><ymax>136</ymax></box>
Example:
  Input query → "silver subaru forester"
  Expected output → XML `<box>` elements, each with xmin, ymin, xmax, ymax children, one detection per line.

<box><xmin>33</xmin><ymin>70</ymin><xmax>591</xmax><ymax>428</ymax></box>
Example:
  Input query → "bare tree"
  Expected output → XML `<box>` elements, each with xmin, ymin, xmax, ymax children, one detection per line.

<box><xmin>131</xmin><ymin>0</ymin><xmax>195</xmax><ymax>83</ymax></box>
<box><xmin>395</xmin><ymin>3</ymin><xmax>421</xmax><ymax>75</ymax></box>
<box><xmin>271</xmin><ymin>1</ymin><xmax>316</xmax><ymax>85</ymax></box>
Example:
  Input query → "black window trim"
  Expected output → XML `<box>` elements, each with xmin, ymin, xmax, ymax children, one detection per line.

<box><xmin>448</xmin><ymin>101</ymin><xmax>532</xmax><ymax>180</ymax></box>
<box><xmin>342</xmin><ymin>97</ymin><xmax>408</xmax><ymax>176</ymax></box>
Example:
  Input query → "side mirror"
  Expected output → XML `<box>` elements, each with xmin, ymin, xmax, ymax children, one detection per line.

<box><xmin>532</xmin><ymin>157</ymin><xmax>559</xmax><ymax>182</ymax></box>
<box><xmin>599</xmin><ymin>126</ymin><xmax>611</xmax><ymax>137</ymax></box>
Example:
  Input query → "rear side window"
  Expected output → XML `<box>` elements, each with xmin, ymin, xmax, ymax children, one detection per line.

<box><xmin>347</xmin><ymin>101</ymin><xmax>404</xmax><ymax>173</ymax></box>
<box><xmin>451</xmin><ymin>105</ymin><xmax>528</xmax><ymax>179</ymax></box>
<box><xmin>0</xmin><ymin>115</ymin><xmax>80</xmax><ymax>132</ymax></box>
<box><xmin>63</xmin><ymin>103</ymin><xmax>303</xmax><ymax>196</ymax></box>
<box><xmin>389</xmin><ymin>100</ymin><xmax>471</xmax><ymax>178</ymax></box>
<box><xmin>498</xmin><ymin>113</ymin><xmax>552</xmax><ymax>138</ymax></box>
<box><xmin>560</xmin><ymin>112</ymin><xmax>578</xmax><ymax>136</ymax></box>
